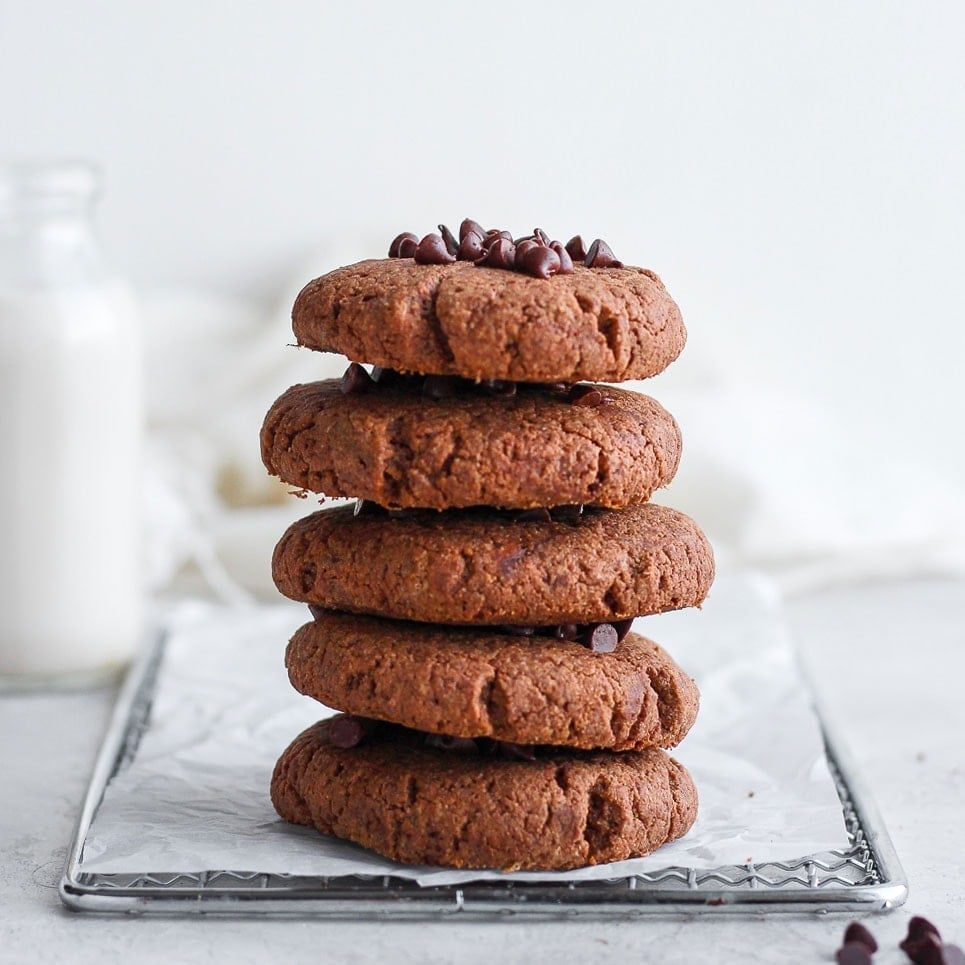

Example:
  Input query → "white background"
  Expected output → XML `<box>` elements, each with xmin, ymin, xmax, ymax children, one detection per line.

<box><xmin>2</xmin><ymin>1</ymin><xmax>963</xmax><ymax>490</ymax></box>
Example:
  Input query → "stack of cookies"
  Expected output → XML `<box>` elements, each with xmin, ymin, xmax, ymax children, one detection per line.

<box><xmin>260</xmin><ymin>221</ymin><xmax>715</xmax><ymax>871</ymax></box>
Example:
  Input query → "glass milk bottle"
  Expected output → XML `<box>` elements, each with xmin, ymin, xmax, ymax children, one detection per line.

<box><xmin>0</xmin><ymin>161</ymin><xmax>143</xmax><ymax>688</ymax></box>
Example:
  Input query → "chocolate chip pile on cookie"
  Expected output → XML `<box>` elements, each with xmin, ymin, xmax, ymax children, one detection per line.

<box><xmin>261</xmin><ymin>221</ymin><xmax>715</xmax><ymax>871</ymax></box>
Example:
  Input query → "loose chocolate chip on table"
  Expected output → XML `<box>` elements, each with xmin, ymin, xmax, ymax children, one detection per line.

<box><xmin>903</xmin><ymin>917</ymin><xmax>944</xmax><ymax>961</ymax></box>
<box><xmin>438</xmin><ymin>224</ymin><xmax>460</xmax><ymax>256</ymax></box>
<box><xmin>388</xmin><ymin>231</ymin><xmax>419</xmax><ymax>258</ymax></box>
<box><xmin>308</xmin><ymin>604</ymin><xmax>326</xmax><ymax>620</ymax></box>
<box><xmin>843</xmin><ymin>923</ymin><xmax>878</xmax><ymax>952</ymax></box>
<box><xmin>568</xmin><ymin>384</ymin><xmax>604</xmax><ymax>407</ymax></box>
<box><xmin>565</xmin><ymin>235</ymin><xmax>587</xmax><ymax>261</ymax></box>
<box><xmin>584</xmin><ymin>238</ymin><xmax>623</xmax><ymax>269</ymax></box>
<box><xmin>835</xmin><ymin>943</ymin><xmax>873</xmax><ymax>965</ymax></box>
<box><xmin>340</xmin><ymin>362</ymin><xmax>373</xmax><ymax>395</ymax></box>
<box><xmin>518</xmin><ymin>244</ymin><xmax>562</xmax><ymax>279</ymax></box>
<box><xmin>550</xmin><ymin>240</ymin><xmax>575</xmax><ymax>274</ymax></box>
<box><xmin>554</xmin><ymin>624</ymin><xmax>579</xmax><ymax>641</ymax></box>
<box><xmin>843</xmin><ymin>923</ymin><xmax>878</xmax><ymax>953</ymax></box>
<box><xmin>414</xmin><ymin>233</ymin><xmax>456</xmax><ymax>265</ymax></box>
<box><xmin>589</xmin><ymin>623</ymin><xmax>620</xmax><ymax>653</ymax></box>
<box><xmin>459</xmin><ymin>218</ymin><xmax>486</xmax><ymax>241</ymax></box>
<box><xmin>534</xmin><ymin>227</ymin><xmax>551</xmax><ymax>246</ymax></box>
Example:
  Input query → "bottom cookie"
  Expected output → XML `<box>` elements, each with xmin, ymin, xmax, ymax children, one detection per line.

<box><xmin>271</xmin><ymin>717</ymin><xmax>698</xmax><ymax>871</ymax></box>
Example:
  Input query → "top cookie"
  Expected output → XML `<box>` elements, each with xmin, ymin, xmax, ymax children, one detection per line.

<box><xmin>292</xmin><ymin>260</ymin><xmax>686</xmax><ymax>383</ymax></box>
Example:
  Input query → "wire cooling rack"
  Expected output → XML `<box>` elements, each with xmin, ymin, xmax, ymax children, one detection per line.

<box><xmin>60</xmin><ymin>632</ymin><xmax>907</xmax><ymax>918</ymax></box>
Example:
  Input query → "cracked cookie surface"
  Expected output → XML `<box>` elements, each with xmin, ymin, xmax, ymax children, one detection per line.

<box><xmin>286</xmin><ymin>613</ymin><xmax>699</xmax><ymax>751</ymax></box>
<box><xmin>292</xmin><ymin>259</ymin><xmax>686</xmax><ymax>383</ymax></box>
<box><xmin>270</xmin><ymin>717</ymin><xmax>698</xmax><ymax>870</ymax></box>
<box><xmin>260</xmin><ymin>380</ymin><xmax>681</xmax><ymax>510</ymax></box>
<box><xmin>272</xmin><ymin>502</ymin><xmax>715</xmax><ymax>625</ymax></box>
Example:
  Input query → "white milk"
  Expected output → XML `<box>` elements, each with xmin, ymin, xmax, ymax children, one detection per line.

<box><xmin>0</xmin><ymin>285</ymin><xmax>142</xmax><ymax>680</ymax></box>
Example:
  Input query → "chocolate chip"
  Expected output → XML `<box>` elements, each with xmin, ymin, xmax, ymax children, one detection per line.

<box><xmin>907</xmin><ymin>917</ymin><xmax>943</xmax><ymax>943</ymax></box>
<box><xmin>328</xmin><ymin>715</ymin><xmax>373</xmax><ymax>749</ymax></box>
<box><xmin>370</xmin><ymin>366</ymin><xmax>391</xmax><ymax>384</ymax></box>
<box><xmin>518</xmin><ymin>244</ymin><xmax>561</xmax><ymax>279</ymax></box>
<box><xmin>422</xmin><ymin>374</ymin><xmax>461</xmax><ymax>399</ymax></box>
<box><xmin>353</xmin><ymin>498</ymin><xmax>385</xmax><ymax>517</ymax></box>
<box><xmin>568</xmin><ymin>384</ymin><xmax>603</xmax><ymax>407</ymax></box>
<box><xmin>584</xmin><ymin>238</ymin><xmax>623</xmax><ymax>268</ymax></box>
<box><xmin>551</xmin><ymin>240</ymin><xmax>574</xmax><ymax>274</ymax></box>
<box><xmin>550</xmin><ymin>503</ymin><xmax>584</xmax><ymax>521</ymax></box>
<box><xmin>497</xmin><ymin>741</ymin><xmax>537</xmax><ymax>761</ymax></box>
<box><xmin>943</xmin><ymin>945</ymin><xmax>965</xmax><ymax>965</ymax></box>
<box><xmin>414</xmin><ymin>233</ymin><xmax>456</xmax><ymax>265</ymax></box>
<box><xmin>387</xmin><ymin>507</ymin><xmax>421</xmax><ymax>518</ymax></box>
<box><xmin>842</xmin><ymin>924</ymin><xmax>878</xmax><ymax>953</ymax></box>
<box><xmin>460</xmin><ymin>218</ymin><xmax>486</xmax><ymax>242</ymax></box>
<box><xmin>438</xmin><ymin>224</ymin><xmax>459</xmax><ymax>256</ymax></box>
<box><xmin>554</xmin><ymin>624</ymin><xmax>579</xmax><ymax>641</ymax></box>
<box><xmin>425</xmin><ymin>734</ymin><xmax>478</xmax><ymax>754</ymax></box>
<box><xmin>904</xmin><ymin>934</ymin><xmax>946</xmax><ymax>965</ymax></box>
<box><xmin>902</xmin><ymin>917</ymin><xmax>943</xmax><ymax>961</ymax></box>
<box><xmin>589</xmin><ymin>623</ymin><xmax>619</xmax><ymax>652</ymax></box>
<box><xmin>458</xmin><ymin>231</ymin><xmax>485</xmax><ymax>262</ymax></box>
<box><xmin>534</xmin><ymin>227</ymin><xmax>551</xmax><ymax>246</ymax></box>
<box><xmin>612</xmin><ymin>619</ymin><xmax>634</xmax><ymax>642</ymax></box>
<box><xmin>485</xmin><ymin>229</ymin><xmax>513</xmax><ymax>245</ymax></box>
<box><xmin>388</xmin><ymin>231</ymin><xmax>419</xmax><ymax>258</ymax></box>
<box><xmin>513</xmin><ymin>234</ymin><xmax>535</xmax><ymax>245</ymax></box>
<box><xmin>481</xmin><ymin>378</ymin><xmax>516</xmax><ymax>397</ymax></box>
<box><xmin>512</xmin><ymin>507</ymin><xmax>552</xmax><ymax>523</ymax></box>
<box><xmin>514</xmin><ymin>238</ymin><xmax>540</xmax><ymax>262</ymax></box>
<box><xmin>340</xmin><ymin>362</ymin><xmax>373</xmax><ymax>394</ymax></box>
<box><xmin>308</xmin><ymin>604</ymin><xmax>326</xmax><ymax>620</ymax></box>
<box><xmin>479</xmin><ymin>238</ymin><xmax>515</xmax><ymax>269</ymax></box>
<box><xmin>835</xmin><ymin>943</ymin><xmax>873</xmax><ymax>965</ymax></box>
<box><xmin>547</xmin><ymin>382</ymin><xmax>572</xmax><ymax>394</ymax></box>
<box><xmin>565</xmin><ymin>235</ymin><xmax>587</xmax><ymax>261</ymax></box>
<box><xmin>500</xmin><ymin>625</ymin><xmax>537</xmax><ymax>636</ymax></box>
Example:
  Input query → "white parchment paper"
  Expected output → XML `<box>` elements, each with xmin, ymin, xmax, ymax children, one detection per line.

<box><xmin>79</xmin><ymin>569</ymin><xmax>849</xmax><ymax>885</ymax></box>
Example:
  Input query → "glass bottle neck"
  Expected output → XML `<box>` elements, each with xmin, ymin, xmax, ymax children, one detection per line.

<box><xmin>0</xmin><ymin>162</ymin><xmax>105</xmax><ymax>288</ymax></box>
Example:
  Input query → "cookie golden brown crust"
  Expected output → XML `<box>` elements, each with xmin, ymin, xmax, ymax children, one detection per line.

<box><xmin>286</xmin><ymin>613</ymin><xmax>699</xmax><ymax>752</ymax></box>
<box><xmin>270</xmin><ymin>718</ymin><xmax>698</xmax><ymax>871</ymax></box>
<box><xmin>272</xmin><ymin>503</ymin><xmax>715</xmax><ymax>625</ymax></box>
<box><xmin>292</xmin><ymin>259</ymin><xmax>686</xmax><ymax>383</ymax></box>
<box><xmin>260</xmin><ymin>380</ymin><xmax>681</xmax><ymax>510</ymax></box>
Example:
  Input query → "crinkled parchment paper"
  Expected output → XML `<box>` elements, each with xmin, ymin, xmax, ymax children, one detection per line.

<box><xmin>79</xmin><ymin>569</ymin><xmax>848</xmax><ymax>885</ymax></box>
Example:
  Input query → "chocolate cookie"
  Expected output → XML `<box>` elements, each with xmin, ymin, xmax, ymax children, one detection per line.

<box><xmin>272</xmin><ymin>503</ymin><xmax>714</xmax><ymax>625</ymax></box>
<box><xmin>260</xmin><ymin>380</ymin><xmax>681</xmax><ymax>510</ymax></box>
<box><xmin>286</xmin><ymin>612</ymin><xmax>699</xmax><ymax>752</ymax></box>
<box><xmin>291</xmin><ymin>259</ymin><xmax>685</xmax><ymax>383</ymax></box>
<box><xmin>271</xmin><ymin>718</ymin><xmax>698</xmax><ymax>871</ymax></box>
